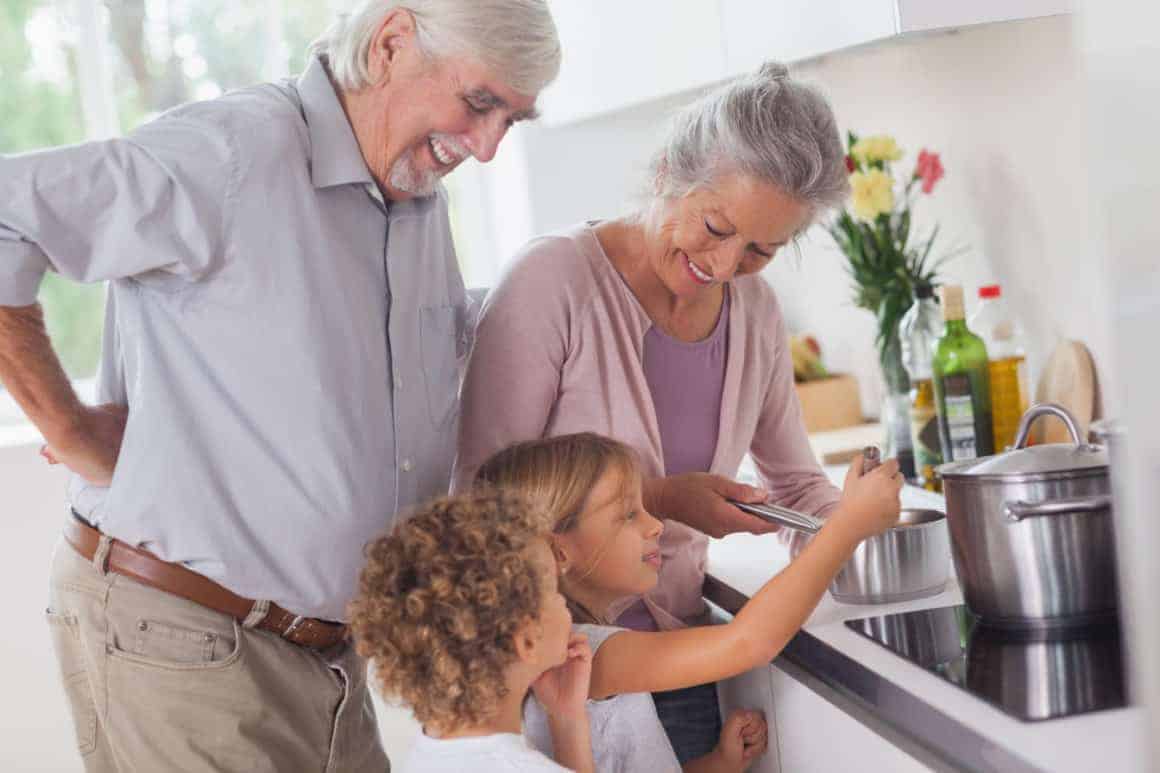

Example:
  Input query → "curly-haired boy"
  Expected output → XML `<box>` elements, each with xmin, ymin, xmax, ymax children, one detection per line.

<box><xmin>350</xmin><ymin>490</ymin><xmax>593</xmax><ymax>772</ymax></box>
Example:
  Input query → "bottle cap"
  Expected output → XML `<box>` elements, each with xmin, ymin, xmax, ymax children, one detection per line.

<box><xmin>978</xmin><ymin>284</ymin><xmax>1001</xmax><ymax>299</ymax></box>
<box><xmin>940</xmin><ymin>285</ymin><xmax>965</xmax><ymax>321</ymax></box>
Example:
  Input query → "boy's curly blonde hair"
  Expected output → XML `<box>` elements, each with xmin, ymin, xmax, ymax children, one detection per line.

<box><xmin>349</xmin><ymin>489</ymin><xmax>552</xmax><ymax>735</ymax></box>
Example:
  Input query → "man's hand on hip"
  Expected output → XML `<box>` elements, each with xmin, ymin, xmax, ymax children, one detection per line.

<box><xmin>41</xmin><ymin>403</ymin><xmax>128</xmax><ymax>486</ymax></box>
<box><xmin>643</xmin><ymin>472</ymin><xmax>780</xmax><ymax>539</ymax></box>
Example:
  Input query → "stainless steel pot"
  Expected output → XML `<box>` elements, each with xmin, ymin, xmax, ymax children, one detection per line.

<box><xmin>738</xmin><ymin>503</ymin><xmax>951</xmax><ymax>605</ymax></box>
<box><xmin>937</xmin><ymin>403</ymin><xmax>1118</xmax><ymax>627</ymax></box>
<box><xmin>829</xmin><ymin>507</ymin><xmax>951</xmax><ymax>603</ymax></box>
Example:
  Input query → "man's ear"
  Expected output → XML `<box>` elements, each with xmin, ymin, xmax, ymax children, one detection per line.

<box><xmin>367</xmin><ymin>8</ymin><xmax>418</xmax><ymax>84</ymax></box>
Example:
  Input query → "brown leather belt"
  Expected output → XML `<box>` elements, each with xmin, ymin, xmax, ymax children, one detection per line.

<box><xmin>64</xmin><ymin>514</ymin><xmax>348</xmax><ymax>651</ymax></box>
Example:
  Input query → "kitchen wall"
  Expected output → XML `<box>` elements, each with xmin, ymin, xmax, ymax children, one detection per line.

<box><xmin>514</xmin><ymin>14</ymin><xmax>1110</xmax><ymax>419</ymax></box>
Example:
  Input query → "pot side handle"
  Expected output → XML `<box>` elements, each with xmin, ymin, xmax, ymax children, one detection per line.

<box><xmin>1004</xmin><ymin>494</ymin><xmax>1114</xmax><ymax>522</ymax></box>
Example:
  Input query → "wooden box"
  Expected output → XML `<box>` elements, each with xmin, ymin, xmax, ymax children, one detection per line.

<box><xmin>794</xmin><ymin>374</ymin><xmax>863</xmax><ymax>433</ymax></box>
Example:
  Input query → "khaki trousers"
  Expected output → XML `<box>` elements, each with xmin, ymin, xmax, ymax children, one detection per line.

<box><xmin>46</xmin><ymin>539</ymin><xmax>389</xmax><ymax>772</ymax></box>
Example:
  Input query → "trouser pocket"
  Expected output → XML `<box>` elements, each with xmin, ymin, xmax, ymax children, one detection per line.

<box><xmin>46</xmin><ymin>609</ymin><xmax>98</xmax><ymax>756</ymax></box>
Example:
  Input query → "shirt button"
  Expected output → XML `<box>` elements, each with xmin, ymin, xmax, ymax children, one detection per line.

<box><xmin>401</xmin><ymin>459</ymin><xmax>413</xmax><ymax>472</ymax></box>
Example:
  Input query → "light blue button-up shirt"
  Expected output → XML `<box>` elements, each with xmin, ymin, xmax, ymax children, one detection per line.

<box><xmin>0</xmin><ymin>57</ymin><xmax>470</xmax><ymax>620</ymax></box>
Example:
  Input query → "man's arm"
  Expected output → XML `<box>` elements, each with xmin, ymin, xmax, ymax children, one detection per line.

<box><xmin>0</xmin><ymin>303</ymin><xmax>125</xmax><ymax>484</ymax></box>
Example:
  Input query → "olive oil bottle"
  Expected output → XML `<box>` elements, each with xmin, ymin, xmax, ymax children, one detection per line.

<box><xmin>932</xmin><ymin>286</ymin><xmax>995</xmax><ymax>461</ymax></box>
<box><xmin>900</xmin><ymin>283</ymin><xmax>944</xmax><ymax>491</ymax></box>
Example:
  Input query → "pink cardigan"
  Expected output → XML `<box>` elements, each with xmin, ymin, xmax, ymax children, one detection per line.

<box><xmin>453</xmin><ymin>223</ymin><xmax>841</xmax><ymax>626</ymax></box>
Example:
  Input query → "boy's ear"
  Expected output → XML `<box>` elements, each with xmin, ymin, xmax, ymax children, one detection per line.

<box><xmin>513</xmin><ymin>618</ymin><xmax>541</xmax><ymax>664</ymax></box>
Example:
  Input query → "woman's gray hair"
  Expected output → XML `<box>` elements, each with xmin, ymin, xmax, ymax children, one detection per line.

<box><xmin>309</xmin><ymin>0</ymin><xmax>561</xmax><ymax>95</ymax></box>
<box><xmin>651</xmin><ymin>62</ymin><xmax>849</xmax><ymax>220</ymax></box>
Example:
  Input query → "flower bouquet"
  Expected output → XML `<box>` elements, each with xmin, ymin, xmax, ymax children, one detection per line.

<box><xmin>827</xmin><ymin>133</ymin><xmax>951</xmax><ymax>471</ymax></box>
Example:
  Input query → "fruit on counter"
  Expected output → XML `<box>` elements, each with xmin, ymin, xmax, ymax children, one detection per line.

<box><xmin>791</xmin><ymin>333</ymin><xmax>829</xmax><ymax>382</ymax></box>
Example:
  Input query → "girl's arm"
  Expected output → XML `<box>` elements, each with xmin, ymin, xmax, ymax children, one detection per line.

<box><xmin>588</xmin><ymin>458</ymin><xmax>902</xmax><ymax>699</ymax></box>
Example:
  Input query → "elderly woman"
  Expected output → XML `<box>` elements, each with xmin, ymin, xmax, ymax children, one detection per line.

<box><xmin>455</xmin><ymin>62</ymin><xmax>856</xmax><ymax>760</ymax></box>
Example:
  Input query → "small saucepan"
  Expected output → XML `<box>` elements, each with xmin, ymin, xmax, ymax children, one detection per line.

<box><xmin>731</xmin><ymin>448</ymin><xmax>951</xmax><ymax>604</ymax></box>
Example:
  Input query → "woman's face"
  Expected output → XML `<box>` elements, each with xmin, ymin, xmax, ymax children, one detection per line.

<box><xmin>528</xmin><ymin>539</ymin><xmax>574</xmax><ymax>669</ymax></box>
<box><xmin>556</xmin><ymin>467</ymin><xmax>665</xmax><ymax>609</ymax></box>
<box><xmin>646</xmin><ymin>174</ymin><xmax>812</xmax><ymax>298</ymax></box>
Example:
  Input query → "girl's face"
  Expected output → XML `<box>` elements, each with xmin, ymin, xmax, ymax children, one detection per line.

<box><xmin>555</xmin><ymin>467</ymin><xmax>665</xmax><ymax>612</ymax></box>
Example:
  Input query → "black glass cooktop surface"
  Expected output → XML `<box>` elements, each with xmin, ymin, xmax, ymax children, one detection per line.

<box><xmin>846</xmin><ymin>605</ymin><xmax>1126</xmax><ymax>722</ymax></box>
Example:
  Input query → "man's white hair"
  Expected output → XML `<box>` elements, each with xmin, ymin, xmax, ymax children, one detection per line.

<box><xmin>309</xmin><ymin>0</ymin><xmax>561</xmax><ymax>95</ymax></box>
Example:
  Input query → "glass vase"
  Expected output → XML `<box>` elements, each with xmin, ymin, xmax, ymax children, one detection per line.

<box><xmin>880</xmin><ymin>325</ymin><xmax>917</xmax><ymax>480</ymax></box>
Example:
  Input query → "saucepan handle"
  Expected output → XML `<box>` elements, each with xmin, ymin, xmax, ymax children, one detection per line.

<box><xmin>729</xmin><ymin>501</ymin><xmax>823</xmax><ymax>534</ymax></box>
<box><xmin>1004</xmin><ymin>494</ymin><xmax>1113</xmax><ymax>522</ymax></box>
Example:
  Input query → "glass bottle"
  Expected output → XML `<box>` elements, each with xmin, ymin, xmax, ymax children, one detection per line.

<box><xmin>969</xmin><ymin>285</ymin><xmax>1030</xmax><ymax>451</ymax></box>
<box><xmin>900</xmin><ymin>283</ymin><xmax>944</xmax><ymax>491</ymax></box>
<box><xmin>932</xmin><ymin>285</ymin><xmax>995</xmax><ymax>461</ymax></box>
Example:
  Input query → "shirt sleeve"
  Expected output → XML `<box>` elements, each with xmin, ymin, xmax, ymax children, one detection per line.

<box><xmin>748</xmin><ymin>293</ymin><xmax>842</xmax><ymax>516</ymax></box>
<box><xmin>451</xmin><ymin>238</ymin><xmax>573</xmax><ymax>491</ymax></box>
<box><xmin>0</xmin><ymin>111</ymin><xmax>235</xmax><ymax>306</ymax></box>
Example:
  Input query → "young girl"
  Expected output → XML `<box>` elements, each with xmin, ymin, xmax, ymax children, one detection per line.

<box><xmin>475</xmin><ymin>432</ymin><xmax>903</xmax><ymax>771</ymax></box>
<box><xmin>349</xmin><ymin>489</ymin><xmax>595</xmax><ymax>772</ymax></box>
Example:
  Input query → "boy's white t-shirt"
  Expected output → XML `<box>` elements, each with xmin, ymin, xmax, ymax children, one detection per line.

<box><xmin>524</xmin><ymin>624</ymin><xmax>682</xmax><ymax>773</ymax></box>
<box><xmin>403</xmin><ymin>731</ymin><xmax>570</xmax><ymax>772</ymax></box>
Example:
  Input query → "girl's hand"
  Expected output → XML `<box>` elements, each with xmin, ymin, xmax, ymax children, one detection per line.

<box><xmin>832</xmin><ymin>454</ymin><xmax>903</xmax><ymax>541</ymax></box>
<box><xmin>531</xmin><ymin>633</ymin><xmax>592</xmax><ymax>719</ymax></box>
<box><xmin>714</xmin><ymin>709</ymin><xmax>768</xmax><ymax>771</ymax></box>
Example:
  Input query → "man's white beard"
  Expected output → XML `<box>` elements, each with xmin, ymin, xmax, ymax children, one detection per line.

<box><xmin>388</xmin><ymin>147</ymin><xmax>440</xmax><ymax>197</ymax></box>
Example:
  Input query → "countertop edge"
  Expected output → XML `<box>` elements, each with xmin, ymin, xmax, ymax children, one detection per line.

<box><xmin>702</xmin><ymin>574</ymin><xmax>1045</xmax><ymax>773</ymax></box>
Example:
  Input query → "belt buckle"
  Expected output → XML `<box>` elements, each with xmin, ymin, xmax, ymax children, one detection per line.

<box><xmin>282</xmin><ymin>615</ymin><xmax>307</xmax><ymax>642</ymax></box>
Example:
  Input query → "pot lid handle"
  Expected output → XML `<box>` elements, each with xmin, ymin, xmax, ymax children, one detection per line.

<box><xmin>1012</xmin><ymin>402</ymin><xmax>1082</xmax><ymax>449</ymax></box>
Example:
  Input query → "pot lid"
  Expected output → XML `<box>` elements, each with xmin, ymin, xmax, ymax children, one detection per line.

<box><xmin>939</xmin><ymin>441</ymin><xmax>1108</xmax><ymax>480</ymax></box>
<box><xmin>939</xmin><ymin>402</ymin><xmax>1109</xmax><ymax>479</ymax></box>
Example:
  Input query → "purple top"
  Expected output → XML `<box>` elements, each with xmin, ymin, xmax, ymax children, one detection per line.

<box><xmin>616</xmin><ymin>288</ymin><xmax>731</xmax><ymax>632</ymax></box>
<box><xmin>644</xmin><ymin>287</ymin><xmax>730</xmax><ymax>475</ymax></box>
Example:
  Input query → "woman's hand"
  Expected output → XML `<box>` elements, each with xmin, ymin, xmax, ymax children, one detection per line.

<box><xmin>645</xmin><ymin>474</ymin><xmax>776</xmax><ymax>539</ymax></box>
<box><xmin>830</xmin><ymin>453</ymin><xmax>903</xmax><ymax>542</ymax></box>
<box><xmin>531</xmin><ymin>633</ymin><xmax>592</xmax><ymax>719</ymax></box>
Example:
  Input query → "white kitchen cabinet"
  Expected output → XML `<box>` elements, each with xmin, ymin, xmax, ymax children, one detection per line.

<box><xmin>768</xmin><ymin>664</ymin><xmax>932</xmax><ymax>772</ymax></box>
<box><xmin>539</xmin><ymin>1</ymin><xmax>1074</xmax><ymax>126</ymax></box>
<box><xmin>721</xmin><ymin>0</ymin><xmax>1074</xmax><ymax>76</ymax></box>
<box><xmin>720</xmin><ymin>0</ymin><xmax>899</xmax><ymax>76</ymax></box>
<box><xmin>539</xmin><ymin>1</ymin><xmax>728</xmax><ymax>125</ymax></box>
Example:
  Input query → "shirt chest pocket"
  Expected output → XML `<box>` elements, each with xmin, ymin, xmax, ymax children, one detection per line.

<box><xmin>419</xmin><ymin>304</ymin><xmax>469</xmax><ymax>427</ymax></box>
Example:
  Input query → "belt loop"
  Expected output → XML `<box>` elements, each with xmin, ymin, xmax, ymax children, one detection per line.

<box><xmin>243</xmin><ymin>599</ymin><xmax>270</xmax><ymax>629</ymax></box>
<box><xmin>91</xmin><ymin>534</ymin><xmax>112</xmax><ymax>575</ymax></box>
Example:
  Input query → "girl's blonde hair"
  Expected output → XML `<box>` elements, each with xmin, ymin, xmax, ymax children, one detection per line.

<box><xmin>474</xmin><ymin>432</ymin><xmax>642</xmax><ymax>623</ymax></box>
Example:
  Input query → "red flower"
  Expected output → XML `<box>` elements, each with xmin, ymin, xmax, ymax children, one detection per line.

<box><xmin>844</xmin><ymin>155</ymin><xmax>856</xmax><ymax>173</ymax></box>
<box><xmin>915</xmin><ymin>149</ymin><xmax>944</xmax><ymax>194</ymax></box>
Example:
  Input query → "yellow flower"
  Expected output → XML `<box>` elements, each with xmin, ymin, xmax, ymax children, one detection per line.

<box><xmin>851</xmin><ymin>135</ymin><xmax>903</xmax><ymax>165</ymax></box>
<box><xmin>849</xmin><ymin>169</ymin><xmax>895</xmax><ymax>221</ymax></box>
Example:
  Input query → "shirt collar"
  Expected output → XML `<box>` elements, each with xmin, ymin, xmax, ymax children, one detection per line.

<box><xmin>297</xmin><ymin>56</ymin><xmax>375</xmax><ymax>190</ymax></box>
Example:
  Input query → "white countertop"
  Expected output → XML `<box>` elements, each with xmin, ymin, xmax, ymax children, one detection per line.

<box><xmin>706</xmin><ymin>475</ymin><xmax>1148</xmax><ymax>773</ymax></box>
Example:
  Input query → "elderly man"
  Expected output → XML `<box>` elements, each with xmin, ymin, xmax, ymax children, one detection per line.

<box><xmin>0</xmin><ymin>1</ymin><xmax>559</xmax><ymax>770</ymax></box>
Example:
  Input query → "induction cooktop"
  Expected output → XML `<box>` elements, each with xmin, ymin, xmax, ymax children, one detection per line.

<box><xmin>845</xmin><ymin>605</ymin><xmax>1127</xmax><ymax>722</ymax></box>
